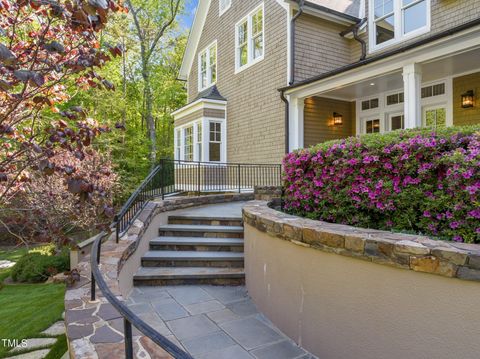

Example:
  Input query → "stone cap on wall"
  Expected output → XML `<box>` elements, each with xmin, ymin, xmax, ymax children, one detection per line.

<box><xmin>243</xmin><ymin>201</ymin><xmax>480</xmax><ymax>282</ymax></box>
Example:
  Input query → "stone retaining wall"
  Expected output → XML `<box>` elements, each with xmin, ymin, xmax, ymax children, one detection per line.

<box><xmin>243</xmin><ymin>201</ymin><xmax>480</xmax><ymax>359</ymax></box>
<box><xmin>243</xmin><ymin>201</ymin><xmax>480</xmax><ymax>281</ymax></box>
<box><xmin>64</xmin><ymin>193</ymin><xmax>253</xmax><ymax>359</ymax></box>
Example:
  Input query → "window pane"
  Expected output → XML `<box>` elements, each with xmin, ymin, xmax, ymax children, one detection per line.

<box><xmin>238</xmin><ymin>21</ymin><xmax>247</xmax><ymax>45</ymax></box>
<box><xmin>376</xmin><ymin>15</ymin><xmax>395</xmax><ymax>45</ymax></box>
<box><xmin>209</xmin><ymin>143</ymin><xmax>221</xmax><ymax>161</ymax></box>
<box><xmin>399</xmin><ymin>92</ymin><xmax>404</xmax><ymax>103</ymax></box>
<box><xmin>433</xmin><ymin>83</ymin><xmax>445</xmax><ymax>96</ymax></box>
<box><xmin>425</xmin><ymin>108</ymin><xmax>446</xmax><ymax>128</ymax></box>
<box><xmin>386</xmin><ymin>94</ymin><xmax>398</xmax><ymax>105</ymax></box>
<box><xmin>403</xmin><ymin>0</ymin><xmax>427</xmax><ymax>34</ymax></box>
<box><xmin>366</xmin><ymin>120</ymin><xmax>373</xmax><ymax>133</ymax></box>
<box><xmin>184</xmin><ymin>127</ymin><xmax>193</xmax><ymax>161</ymax></box>
<box><xmin>253</xmin><ymin>34</ymin><xmax>263</xmax><ymax>59</ymax></box>
<box><xmin>374</xmin><ymin>0</ymin><xmax>394</xmax><ymax>17</ymax></box>
<box><xmin>391</xmin><ymin>115</ymin><xmax>404</xmax><ymax>130</ymax></box>
<box><xmin>370</xmin><ymin>98</ymin><xmax>379</xmax><ymax>108</ymax></box>
<box><xmin>252</xmin><ymin>9</ymin><xmax>263</xmax><ymax>35</ymax></box>
<box><xmin>240</xmin><ymin>44</ymin><xmax>248</xmax><ymax>66</ymax></box>
<box><xmin>361</xmin><ymin>100</ymin><xmax>370</xmax><ymax>111</ymax></box>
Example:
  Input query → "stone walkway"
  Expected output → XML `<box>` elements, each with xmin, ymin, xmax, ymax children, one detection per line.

<box><xmin>5</xmin><ymin>321</ymin><xmax>66</xmax><ymax>359</ymax></box>
<box><xmin>127</xmin><ymin>285</ymin><xmax>315</xmax><ymax>359</ymax></box>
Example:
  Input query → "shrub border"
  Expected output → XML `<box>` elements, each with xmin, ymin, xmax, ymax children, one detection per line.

<box><xmin>243</xmin><ymin>201</ymin><xmax>480</xmax><ymax>282</ymax></box>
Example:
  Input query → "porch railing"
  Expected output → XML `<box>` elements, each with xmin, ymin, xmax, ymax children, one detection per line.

<box><xmin>90</xmin><ymin>159</ymin><xmax>282</xmax><ymax>359</ymax></box>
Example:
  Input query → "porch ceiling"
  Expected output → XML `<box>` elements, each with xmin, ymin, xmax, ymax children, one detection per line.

<box><xmin>310</xmin><ymin>47</ymin><xmax>480</xmax><ymax>101</ymax></box>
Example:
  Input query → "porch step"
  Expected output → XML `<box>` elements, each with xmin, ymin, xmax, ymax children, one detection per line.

<box><xmin>133</xmin><ymin>267</ymin><xmax>245</xmax><ymax>286</ymax></box>
<box><xmin>141</xmin><ymin>250</ymin><xmax>244</xmax><ymax>268</ymax></box>
<box><xmin>168</xmin><ymin>215</ymin><xmax>243</xmax><ymax>227</ymax></box>
<box><xmin>150</xmin><ymin>237</ymin><xmax>244</xmax><ymax>252</ymax></box>
<box><xmin>158</xmin><ymin>224</ymin><xmax>244</xmax><ymax>238</ymax></box>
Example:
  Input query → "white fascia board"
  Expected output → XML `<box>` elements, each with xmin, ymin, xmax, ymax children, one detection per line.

<box><xmin>285</xmin><ymin>0</ymin><xmax>357</xmax><ymax>26</ymax></box>
<box><xmin>179</xmin><ymin>0</ymin><xmax>211</xmax><ymax>81</ymax></box>
<box><xmin>172</xmin><ymin>98</ymin><xmax>227</xmax><ymax>119</ymax></box>
<box><xmin>285</xmin><ymin>25</ymin><xmax>480</xmax><ymax>99</ymax></box>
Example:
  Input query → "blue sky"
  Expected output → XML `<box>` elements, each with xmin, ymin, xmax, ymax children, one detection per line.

<box><xmin>179</xmin><ymin>0</ymin><xmax>198</xmax><ymax>30</ymax></box>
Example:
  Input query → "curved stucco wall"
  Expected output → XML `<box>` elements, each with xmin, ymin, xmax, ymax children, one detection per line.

<box><xmin>243</xmin><ymin>202</ymin><xmax>480</xmax><ymax>359</ymax></box>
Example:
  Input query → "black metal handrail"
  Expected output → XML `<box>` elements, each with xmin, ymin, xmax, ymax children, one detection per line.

<box><xmin>90</xmin><ymin>159</ymin><xmax>282</xmax><ymax>358</ymax></box>
<box><xmin>90</xmin><ymin>232</ymin><xmax>194</xmax><ymax>359</ymax></box>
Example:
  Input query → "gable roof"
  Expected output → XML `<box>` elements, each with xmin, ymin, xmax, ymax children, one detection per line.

<box><xmin>178</xmin><ymin>0</ymin><xmax>361</xmax><ymax>81</ymax></box>
<box><xmin>178</xmin><ymin>0</ymin><xmax>211</xmax><ymax>80</ymax></box>
<box><xmin>305</xmin><ymin>0</ymin><xmax>362</xmax><ymax>18</ymax></box>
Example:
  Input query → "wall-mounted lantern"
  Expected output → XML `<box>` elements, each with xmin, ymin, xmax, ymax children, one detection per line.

<box><xmin>333</xmin><ymin>112</ymin><xmax>343</xmax><ymax>126</ymax></box>
<box><xmin>461</xmin><ymin>90</ymin><xmax>474</xmax><ymax>108</ymax></box>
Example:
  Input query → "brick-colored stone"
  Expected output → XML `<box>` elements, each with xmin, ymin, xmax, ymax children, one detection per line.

<box><xmin>344</xmin><ymin>235</ymin><xmax>365</xmax><ymax>253</ymax></box>
<box><xmin>432</xmin><ymin>248</ymin><xmax>468</xmax><ymax>266</ymax></box>
<box><xmin>410</xmin><ymin>256</ymin><xmax>457</xmax><ymax>277</ymax></box>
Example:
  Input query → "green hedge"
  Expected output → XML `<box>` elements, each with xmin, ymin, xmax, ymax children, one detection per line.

<box><xmin>11</xmin><ymin>250</ymin><xmax>70</xmax><ymax>283</ymax></box>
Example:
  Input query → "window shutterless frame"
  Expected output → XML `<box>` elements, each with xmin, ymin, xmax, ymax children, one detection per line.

<box><xmin>368</xmin><ymin>0</ymin><xmax>431</xmax><ymax>53</ymax></box>
<box><xmin>197</xmin><ymin>40</ymin><xmax>217</xmax><ymax>92</ymax></box>
<box><xmin>235</xmin><ymin>3</ymin><xmax>265</xmax><ymax>73</ymax></box>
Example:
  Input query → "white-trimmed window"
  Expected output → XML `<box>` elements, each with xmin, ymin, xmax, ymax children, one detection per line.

<box><xmin>196</xmin><ymin>122</ymin><xmax>202</xmax><ymax>161</ymax></box>
<box><xmin>209</xmin><ymin>121</ymin><xmax>222</xmax><ymax>162</ymax></box>
<box><xmin>369</xmin><ymin>0</ymin><xmax>430</xmax><ymax>51</ymax></box>
<box><xmin>235</xmin><ymin>4</ymin><xmax>264</xmax><ymax>72</ymax></box>
<box><xmin>184</xmin><ymin>126</ymin><xmax>193</xmax><ymax>161</ymax></box>
<box><xmin>219</xmin><ymin>0</ymin><xmax>231</xmax><ymax>15</ymax></box>
<box><xmin>198</xmin><ymin>41</ymin><xmax>217</xmax><ymax>91</ymax></box>
<box><xmin>175</xmin><ymin>129</ymin><xmax>181</xmax><ymax>160</ymax></box>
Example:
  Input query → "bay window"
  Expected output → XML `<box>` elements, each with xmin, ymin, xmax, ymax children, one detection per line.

<box><xmin>198</xmin><ymin>41</ymin><xmax>217</xmax><ymax>91</ymax></box>
<box><xmin>370</xmin><ymin>0</ymin><xmax>430</xmax><ymax>51</ymax></box>
<box><xmin>235</xmin><ymin>4</ymin><xmax>264</xmax><ymax>72</ymax></box>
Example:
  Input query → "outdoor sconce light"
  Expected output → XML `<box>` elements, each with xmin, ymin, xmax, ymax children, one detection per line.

<box><xmin>461</xmin><ymin>90</ymin><xmax>474</xmax><ymax>108</ymax></box>
<box><xmin>333</xmin><ymin>112</ymin><xmax>343</xmax><ymax>126</ymax></box>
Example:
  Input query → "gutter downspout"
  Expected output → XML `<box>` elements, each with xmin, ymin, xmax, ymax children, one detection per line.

<box><xmin>289</xmin><ymin>0</ymin><xmax>305</xmax><ymax>86</ymax></box>
<box><xmin>340</xmin><ymin>17</ymin><xmax>367</xmax><ymax>61</ymax></box>
<box><xmin>280</xmin><ymin>90</ymin><xmax>289</xmax><ymax>154</ymax></box>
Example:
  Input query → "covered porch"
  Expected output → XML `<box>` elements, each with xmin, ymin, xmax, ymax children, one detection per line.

<box><xmin>285</xmin><ymin>26</ymin><xmax>480</xmax><ymax>150</ymax></box>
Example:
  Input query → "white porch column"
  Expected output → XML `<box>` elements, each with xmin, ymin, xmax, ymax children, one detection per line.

<box><xmin>403</xmin><ymin>63</ymin><xmax>422</xmax><ymax>128</ymax></box>
<box><xmin>288</xmin><ymin>95</ymin><xmax>304</xmax><ymax>152</ymax></box>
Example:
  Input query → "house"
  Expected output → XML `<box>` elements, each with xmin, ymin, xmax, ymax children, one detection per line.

<box><xmin>172</xmin><ymin>0</ymin><xmax>480</xmax><ymax>164</ymax></box>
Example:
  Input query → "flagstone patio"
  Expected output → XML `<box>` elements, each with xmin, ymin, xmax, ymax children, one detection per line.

<box><xmin>126</xmin><ymin>285</ymin><xmax>315</xmax><ymax>359</ymax></box>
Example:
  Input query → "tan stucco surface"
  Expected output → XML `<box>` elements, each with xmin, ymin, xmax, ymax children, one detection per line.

<box><xmin>245</xmin><ymin>224</ymin><xmax>480</xmax><ymax>359</ymax></box>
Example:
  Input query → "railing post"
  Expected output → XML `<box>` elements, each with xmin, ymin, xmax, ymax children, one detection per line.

<box><xmin>238</xmin><ymin>164</ymin><xmax>241</xmax><ymax>193</ymax></box>
<box><xmin>160</xmin><ymin>159</ymin><xmax>165</xmax><ymax>200</ymax></box>
<box><xmin>90</xmin><ymin>273</ymin><xmax>96</xmax><ymax>301</ymax></box>
<box><xmin>197</xmin><ymin>161</ymin><xmax>201</xmax><ymax>195</ymax></box>
<box><xmin>115</xmin><ymin>216</ymin><xmax>120</xmax><ymax>244</ymax></box>
<box><xmin>124</xmin><ymin>318</ymin><xmax>133</xmax><ymax>359</ymax></box>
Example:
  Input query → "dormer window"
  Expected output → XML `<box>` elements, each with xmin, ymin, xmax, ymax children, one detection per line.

<box><xmin>198</xmin><ymin>41</ymin><xmax>217</xmax><ymax>91</ymax></box>
<box><xmin>219</xmin><ymin>0</ymin><xmax>231</xmax><ymax>16</ymax></box>
<box><xmin>369</xmin><ymin>0</ymin><xmax>430</xmax><ymax>51</ymax></box>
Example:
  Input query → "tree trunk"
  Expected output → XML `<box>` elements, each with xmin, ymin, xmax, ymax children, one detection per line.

<box><xmin>143</xmin><ymin>67</ymin><xmax>156</xmax><ymax>167</ymax></box>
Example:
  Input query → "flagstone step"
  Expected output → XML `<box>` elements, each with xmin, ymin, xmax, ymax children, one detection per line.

<box><xmin>150</xmin><ymin>236</ymin><xmax>244</xmax><ymax>252</ymax></box>
<box><xmin>133</xmin><ymin>267</ymin><xmax>245</xmax><ymax>286</ymax></box>
<box><xmin>168</xmin><ymin>215</ymin><xmax>243</xmax><ymax>227</ymax></box>
<box><xmin>141</xmin><ymin>250</ymin><xmax>244</xmax><ymax>268</ymax></box>
<box><xmin>158</xmin><ymin>224</ymin><xmax>244</xmax><ymax>238</ymax></box>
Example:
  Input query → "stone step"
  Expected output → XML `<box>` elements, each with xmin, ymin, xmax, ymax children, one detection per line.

<box><xmin>150</xmin><ymin>237</ymin><xmax>244</xmax><ymax>252</ymax></box>
<box><xmin>168</xmin><ymin>215</ymin><xmax>243</xmax><ymax>227</ymax></box>
<box><xmin>133</xmin><ymin>267</ymin><xmax>245</xmax><ymax>286</ymax></box>
<box><xmin>141</xmin><ymin>250</ymin><xmax>244</xmax><ymax>268</ymax></box>
<box><xmin>158</xmin><ymin>224</ymin><xmax>244</xmax><ymax>238</ymax></box>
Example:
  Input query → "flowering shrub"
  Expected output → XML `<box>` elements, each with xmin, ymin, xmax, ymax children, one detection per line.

<box><xmin>283</xmin><ymin>126</ymin><xmax>480</xmax><ymax>243</ymax></box>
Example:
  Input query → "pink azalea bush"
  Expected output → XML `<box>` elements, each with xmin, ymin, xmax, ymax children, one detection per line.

<box><xmin>283</xmin><ymin>126</ymin><xmax>480</xmax><ymax>243</ymax></box>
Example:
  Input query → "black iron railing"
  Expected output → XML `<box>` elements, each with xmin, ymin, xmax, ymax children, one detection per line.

<box><xmin>90</xmin><ymin>159</ymin><xmax>282</xmax><ymax>358</ymax></box>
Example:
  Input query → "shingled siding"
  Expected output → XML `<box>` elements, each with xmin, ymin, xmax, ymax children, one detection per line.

<box><xmin>303</xmin><ymin>96</ymin><xmax>356</xmax><ymax>147</ymax></box>
<box><xmin>294</xmin><ymin>14</ymin><xmax>354</xmax><ymax>82</ymax></box>
<box><xmin>453</xmin><ymin>72</ymin><xmax>480</xmax><ymax>127</ymax></box>
<box><xmin>187</xmin><ymin>0</ymin><xmax>288</xmax><ymax>164</ymax></box>
<box><xmin>351</xmin><ymin>0</ymin><xmax>480</xmax><ymax>62</ymax></box>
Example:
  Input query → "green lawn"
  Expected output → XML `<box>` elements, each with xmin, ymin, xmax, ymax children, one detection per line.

<box><xmin>0</xmin><ymin>247</ymin><xmax>66</xmax><ymax>358</ymax></box>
